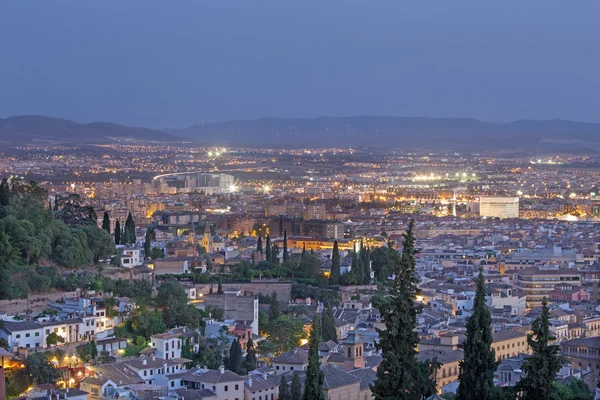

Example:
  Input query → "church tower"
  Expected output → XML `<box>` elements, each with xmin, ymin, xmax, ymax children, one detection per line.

<box><xmin>341</xmin><ymin>330</ymin><xmax>364</xmax><ymax>370</ymax></box>
<box><xmin>201</xmin><ymin>224</ymin><xmax>213</xmax><ymax>252</ymax></box>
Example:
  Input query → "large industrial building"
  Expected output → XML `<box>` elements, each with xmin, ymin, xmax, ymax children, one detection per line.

<box><xmin>479</xmin><ymin>196</ymin><xmax>519</xmax><ymax>218</ymax></box>
<box><xmin>153</xmin><ymin>172</ymin><xmax>235</xmax><ymax>194</ymax></box>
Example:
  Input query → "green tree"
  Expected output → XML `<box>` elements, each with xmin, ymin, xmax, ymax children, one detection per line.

<box><xmin>330</xmin><ymin>240</ymin><xmax>340</xmax><ymax>285</ymax></box>
<box><xmin>280</xmin><ymin>375</ymin><xmax>292</xmax><ymax>400</ymax></box>
<box><xmin>301</xmin><ymin>243</ymin><xmax>306</xmax><ymax>259</ymax></box>
<box><xmin>283</xmin><ymin>229</ymin><xmax>289</xmax><ymax>261</ymax></box>
<box><xmin>102</xmin><ymin>211</ymin><xmax>111</xmax><ymax>233</ymax></box>
<box><xmin>227</xmin><ymin>338</ymin><xmax>243</xmax><ymax>374</ymax></box>
<box><xmin>144</xmin><ymin>227</ymin><xmax>155</xmax><ymax>258</ymax></box>
<box><xmin>150</xmin><ymin>247</ymin><xmax>164</xmax><ymax>260</ymax></box>
<box><xmin>266</xmin><ymin>234</ymin><xmax>271</xmax><ymax>262</ymax></box>
<box><xmin>199</xmin><ymin>346</ymin><xmax>220</xmax><ymax>369</ymax></box>
<box><xmin>8</xmin><ymin>352</ymin><xmax>61</xmax><ymax>393</ymax></box>
<box><xmin>76</xmin><ymin>341</ymin><xmax>98</xmax><ymax>362</ymax></box>
<box><xmin>515</xmin><ymin>297</ymin><xmax>563</xmax><ymax>400</ymax></box>
<box><xmin>371</xmin><ymin>220</ymin><xmax>436</xmax><ymax>400</ymax></box>
<box><xmin>158</xmin><ymin>279</ymin><xmax>200</xmax><ymax>328</ymax></box>
<box><xmin>257</xmin><ymin>236</ymin><xmax>263</xmax><ymax>254</ymax></box>
<box><xmin>370</xmin><ymin>246</ymin><xmax>390</xmax><ymax>281</ymax></box>
<box><xmin>115</xmin><ymin>219</ymin><xmax>121</xmax><ymax>245</ymax></box>
<box><xmin>217</xmin><ymin>273</ymin><xmax>223</xmax><ymax>294</ymax></box>
<box><xmin>321</xmin><ymin>306</ymin><xmax>337</xmax><ymax>342</ymax></box>
<box><xmin>269</xmin><ymin>292</ymin><xmax>282</xmax><ymax>322</ymax></box>
<box><xmin>292</xmin><ymin>373</ymin><xmax>302</xmax><ymax>400</ymax></box>
<box><xmin>245</xmin><ymin>337</ymin><xmax>257</xmax><ymax>372</ymax></box>
<box><xmin>128</xmin><ymin>309</ymin><xmax>167</xmax><ymax>338</ymax></box>
<box><xmin>303</xmin><ymin>318</ymin><xmax>325</xmax><ymax>400</ymax></box>
<box><xmin>46</xmin><ymin>332</ymin><xmax>65</xmax><ymax>347</ymax></box>
<box><xmin>0</xmin><ymin>178</ymin><xmax>9</xmax><ymax>207</ymax></box>
<box><xmin>124</xmin><ymin>212</ymin><xmax>136</xmax><ymax>244</ymax></box>
<box><xmin>457</xmin><ymin>269</ymin><xmax>499</xmax><ymax>400</ymax></box>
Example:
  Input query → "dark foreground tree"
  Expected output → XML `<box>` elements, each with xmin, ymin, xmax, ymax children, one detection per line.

<box><xmin>303</xmin><ymin>318</ymin><xmax>325</xmax><ymax>400</ymax></box>
<box><xmin>245</xmin><ymin>337</ymin><xmax>257</xmax><ymax>372</ymax></box>
<box><xmin>115</xmin><ymin>219</ymin><xmax>121</xmax><ymax>245</ymax></box>
<box><xmin>515</xmin><ymin>297</ymin><xmax>563</xmax><ymax>400</ymax></box>
<box><xmin>102</xmin><ymin>211</ymin><xmax>111</xmax><ymax>233</ymax></box>
<box><xmin>330</xmin><ymin>240</ymin><xmax>340</xmax><ymax>285</ymax></box>
<box><xmin>257</xmin><ymin>236</ymin><xmax>263</xmax><ymax>253</ymax></box>
<box><xmin>124</xmin><ymin>212</ymin><xmax>136</xmax><ymax>244</ymax></box>
<box><xmin>371</xmin><ymin>220</ymin><xmax>436</xmax><ymax>400</ymax></box>
<box><xmin>456</xmin><ymin>269</ymin><xmax>498</xmax><ymax>400</ymax></box>
<box><xmin>227</xmin><ymin>338</ymin><xmax>242</xmax><ymax>374</ymax></box>
<box><xmin>283</xmin><ymin>229</ymin><xmax>289</xmax><ymax>261</ymax></box>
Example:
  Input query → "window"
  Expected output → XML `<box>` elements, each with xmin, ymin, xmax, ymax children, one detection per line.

<box><xmin>225</xmin><ymin>385</ymin><xmax>229</xmax><ymax>391</ymax></box>
<box><xmin>150</xmin><ymin>370</ymin><xmax>153</xmax><ymax>375</ymax></box>
<box><xmin>276</xmin><ymin>366</ymin><xmax>279</xmax><ymax>370</ymax></box>
<box><xmin>16</xmin><ymin>334</ymin><xmax>20</xmax><ymax>339</ymax></box>
<box><xmin>290</xmin><ymin>366</ymin><xmax>295</xmax><ymax>371</ymax></box>
<box><xmin>144</xmin><ymin>371</ymin><xmax>147</xmax><ymax>377</ymax></box>
<box><xmin>170</xmin><ymin>381</ymin><xmax>174</xmax><ymax>388</ymax></box>
<box><xmin>235</xmin><ymin>385</ymin><xmax>239</xmax><ymax>390</ymax></box>
<box><xmin>35</xmin><ymin>332</ymin><xmax>39</xmax><ymax>337</ymax></box>
<box><xmin>26</xmin><ymin>333</ymin><xmax>30</xmax><ymax>338</ymax></box>
<box><xmin>26</xmin><ymin>344</ymin><xmax>30</xmax><ymax>348</ymax></box>
<box><xmin>35</xmin><ymin>343</ymin><xmax>40</xmax><ymax>347</ymax></box>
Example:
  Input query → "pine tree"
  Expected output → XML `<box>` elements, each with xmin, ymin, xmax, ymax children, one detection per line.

<box><xmin>321</xmin><ymin>305</ymin><xmax>337</xmax><ymax>342</ymax></box>
<box><xmin>266</xmin><ymin>234</ymin><xmax>272</xmax><ymax>262</ymax></box>
<box><xmin>245</xmin><ymin>337</ymin><xmax>257</xmax><ymax>372</ymax></box>
<box><xmin>227</xmin><ymin>339</ymin><xmax>242</xmax><ymax>374</ymax></box>
<box><xmin>291</xmin><ymin>373</ymin><xmax>302</xmax><ymax>400</ymax></box>
<box><xmin>330</xmin><ymin>240</ymin><xmax>340</xmax><ymax>285</ymax></box>
<box><xmin>371</xmin><ymin>220</ymin><xmax>436</xmax><ymax>400</ymax></box>
<box><xmin>124</xmin><ymin>212</ymin><xmax>136</xmax><ymax>244</ymax></box>
<box><xmin>115</xmin><ymin>219</ymin><xmax>121</xmax><ymax>245</ymax></box>
<box><xmin>456</xmin><ymin>269</ymin><xmax>498</xmax><ymax>400</ymax></box>
<box><xmin>102</xmin><ymin>211</ymin><xmax>111</xmax><ymax>234</ymax></box>
<box><xmin>280</xmin><ymin>375</ymin><xmax>292</xmax><ymax>400</ymax></box>
<box><xmin>0</xmin><ymin>178</ymin><xmax>9</xmax><ymax>207</ymax></box>
<box><xmin>283</xmin><ymin>229</ymin><xmax>289</xmax><ymax>261</ymax></box>
<box><xmin>515</xmin><ymin>297</ymin><xmax>563</xmax><ymax>400</ymax></box>
<box><xmin>257</xmin><ymin>236</ymin><xmax>263</xmax><ymax>254</ymax></box>
<box><xmin>303</xmin><ymin>318</ymin><xmax>325</xmax><ymax>400</ymax></box>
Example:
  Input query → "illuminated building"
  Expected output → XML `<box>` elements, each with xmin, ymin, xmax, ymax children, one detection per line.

<box><xmin>479</xmin><ymin>196</ymin><xmax>519</xmax><ymax>218</ymax></box>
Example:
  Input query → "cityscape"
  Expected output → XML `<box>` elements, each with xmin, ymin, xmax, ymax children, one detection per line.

<box><xmin>2</xmin><ymin>2</ymin><xmax>600</xmax><ymax>400</ymax></box>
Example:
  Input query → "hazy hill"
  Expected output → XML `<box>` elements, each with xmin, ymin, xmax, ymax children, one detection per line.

<box><xmin>0</xmin><ymin>115</ymin><xmax>179</xmax><ymax>144</ymax></box>
<box><xmin>170</xmin><ymin>116</ymin><xmax>600</xmax><ymax>151</ymax></box>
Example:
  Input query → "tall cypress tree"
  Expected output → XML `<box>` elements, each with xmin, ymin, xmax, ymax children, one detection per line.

<box><xmin>227</xmin><ymin>338</ymin><xmax>242</xmax><ymax>374</ymax></box>
<box><xmin>330</xmin><ymin>240</ymin><xmax>340</xmax><ymax>285</ymax></box>
<box><xmin>124</xmin><ymin>212</ymin><xmax>136</xmax><ymax>244</ymax></box>
<box><xmin>321</xmin><ymin>305</ymin><xmax>337</xmax><ymax>342</ymax></box>
<box><xmin>144</xmin><ymin>227</ymin><xmax>154</xmax><ymax>258</ymax></box>
<box><xmin>245</xmin><ymin>337</ymin><xmax>257</xmax><ymax>372</ymax></box>
<box><xmin>301</xmin><ymin>243</ymin><xmax>306</xmax><ymax>260</ymax></box>
<box><xmin>371</xmin><ymin>220</ymin><xmax>436</xmax><ymax>400</ymax></box>
<box><xmin>291</xmin><ymin>373</ymin><xmax>302</xmax><ymax>400</ymax></box>
<box><xmin>271</xmin><ymin>243</ymin><xmax>279</xmax><ymax>264</ymax></box>
<box><xmin>456</xmin><ymin>269</ymin><xmax>498</xmax><ymax>400</ymax></box>
<box><xmin>303</xmin><ymin>318</ymin><xmax>325</xmax><ymax>400</ymax></box>
<box><xmin>351</xmin><ymin>251</ymin><xmax>362</xmax><ymax>285</ymax></box>
<box><xmin>515</xmin><ymin>297</ymin><xmax>563</xmax><ymax>400</ymax></box>
<box><xmin>257</xmin><ymin>236</ymin><xmax>263</xmax><ymax>254</ymax></box>
<box><xmin>115</xmin><ymin>219</ymin><xmax>121</xmax><ymax>245</ymax></box>
<box><xmin>283</xmin><ymin>229</ymin><xmax>289</xmax><ymax>261</ymax></box>
<box><xmin>217</xmin><ymin>273</ymin><xmax>223</xmax><ymax>294</ymax></box>
<box><xmin>279</xmin><ymin>375</ymin><xmax>292</xmax><ymax>400</ymax></box>
<box><xmin>102</xmin><ymin>211</ymin><xmax>111</xmax><ymax>234</ymax></box>
<box><xmin>362</xmin><ymin>246</ymin><xmax>371</xmax><ymax>284</ymax></box>
<box><xmin>265</xmin><ymin>234</ymin><xmax>272</xmax><ymax>262</ymax></box>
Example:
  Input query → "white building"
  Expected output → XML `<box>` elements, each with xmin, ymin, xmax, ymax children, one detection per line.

<box><xmin>479</xmin><ymin>196</ymin><xmax>519</xmax><ymax>219</ymax></box>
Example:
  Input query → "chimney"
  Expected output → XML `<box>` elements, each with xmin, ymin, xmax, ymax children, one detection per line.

<box><xmin>248</xmin><ymin>378</ymin><xmax>252</xmax><ymax>387</ymax></box>
<box><xmin>142</xmin><ymin>359</ymin><xmax>147</xmax><ymax>366</ymax></box>
<box><xmin>98</xmin><ymin>372</ymin><xmax>103</xmax><ymax>380</ymax></box>
<box><xmin>219</xmin><ymin>365</ymin><xmax>225</xmax><ymax>374</ymax></box>
<box><xmin>152</xmin><ymin>355</ymin><xmax>156</xmax><ymax>361</ymax></box>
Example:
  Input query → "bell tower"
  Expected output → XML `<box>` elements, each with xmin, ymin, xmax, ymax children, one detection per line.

<box><xmin>341</xmin><ymin>330</ymin><xmax>364</xmax><ymax>370</ymax></box>
<box><xmin>202</xmin><ymin>224</ymin><xmax>213</xmax><ymax>252</ymax></box>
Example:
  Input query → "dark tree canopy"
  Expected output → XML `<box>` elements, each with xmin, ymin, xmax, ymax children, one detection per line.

<box><xmin>330</xmin><ymin>240</ymin><xmax>340</xmax><ymax>285</ymax></box>
<box><xmin>303</xmin><ymin>318</ymin><xmax>325</xmax><ymax>400</ymax></box>
<box><xmin>457</xmin><ymin>269</ymin><xmax>498</xmax><ymax>400</ymax></box>
<box><xmin>371</xmin><ymin>220</ymin><xmax>436</xmax><ymax>400</ymax></box>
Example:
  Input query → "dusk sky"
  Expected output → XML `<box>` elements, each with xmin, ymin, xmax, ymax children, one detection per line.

<box><xmin>1</xmin><ymin>1</ymin><xmax>599</xmax><ymax>128</ymax></box>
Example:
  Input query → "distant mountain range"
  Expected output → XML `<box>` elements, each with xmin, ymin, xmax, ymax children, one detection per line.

<box><xmin>170</xmin><ymin>116</ymin><xmax>600</xmax><ymax>151</ymax></box>
<box><xmin>3</xmin><ymin>115</ymin><xmax>600</xmax><ymax>152</ymax></box>
<box><xmin>0</xmin><ymin>115</ymin><xmax>178</xmax><ymax>144</ymax></box>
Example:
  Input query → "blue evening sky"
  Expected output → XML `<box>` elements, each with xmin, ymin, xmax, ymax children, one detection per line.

<box><xmin>1</xmin><ymin>1</ymin><xmax>599</xmax><ymax>128</ymax></box>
